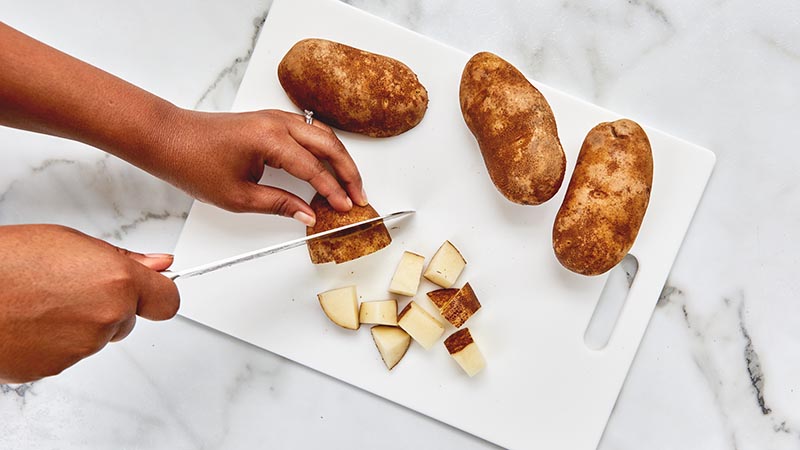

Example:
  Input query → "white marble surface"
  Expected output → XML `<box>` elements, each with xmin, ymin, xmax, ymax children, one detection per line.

<box><xmin>1</xmin><ymin>1</ymin><xmax>798</xmax><ymax>449</ymax></box>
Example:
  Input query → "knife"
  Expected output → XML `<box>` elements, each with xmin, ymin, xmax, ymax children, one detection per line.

<box><xmin>162</xmin><ymin>210</ymin><xmax>415</xmax><ymax>281</ymax></box>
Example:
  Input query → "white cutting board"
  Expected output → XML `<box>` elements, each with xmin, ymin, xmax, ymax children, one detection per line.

<box><xmin>172</xmin><ymin>0</ymin><xmax>715</xmax><ymax>448</ymax></box>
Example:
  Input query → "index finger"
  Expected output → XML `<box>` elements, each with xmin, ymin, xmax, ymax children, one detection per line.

<box><xmin>287</xmin><ymin>115</ymin><xmax>367</xmax><ymax>207</ymax></box>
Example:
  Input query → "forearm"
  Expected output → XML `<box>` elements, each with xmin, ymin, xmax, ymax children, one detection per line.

<box><xmin>0</xmin><ymin>22</ymin><xmax>179</xmax><ymax>167</ymax></box>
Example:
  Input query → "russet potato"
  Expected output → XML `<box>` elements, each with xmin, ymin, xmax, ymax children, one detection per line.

<box><xmin>459</xmin><ymin>52</ymin><xmax>566</xmax><ymax>205</ymax></box>
<box><xmin>552</xmin><ymin>119</ymin><xmax>653</xmax><ymax>276</ymax></box>
<box><xmin>278</xmin><ymin>38</ymin><xmax>428</xmax><ymax>137</ymax></box>
<box><xmin>306</xmin><ymin>193</ymin><xmax>391</xmax><ymax>264</ymax></box>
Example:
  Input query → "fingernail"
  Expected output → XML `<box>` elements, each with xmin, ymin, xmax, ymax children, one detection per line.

<box><xmin>359</xmin><ymin>187</ymin><xmax>368</xmax><ymax>206</ymax></box>
<box><xmin>293</xmin><ymin>211</ymin><xmax>316</xmax><ymax>227</ymax></box>
<box><xmin>345</xmin><ymin>196</ymin><xmax>353</xmax><ymax>209</ymax></box>
<box><xmin>145</xmin><ymin>253</ymin><xmax>174</xmax><ymax>259</ymax></box>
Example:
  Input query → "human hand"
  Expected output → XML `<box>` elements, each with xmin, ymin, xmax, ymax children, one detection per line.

<box><xmin>0</xmin><ymin>224</ymin><xmax>179</xmax><ymax>384</ymax></box>
<box><xmin>1</xmin><ymin>24</ymin><xmax>365</xmax><ymax>224</ymax></box>
<box><xmin>130</xmin><ymin>108</ymin><xmax>367</xmax><ymax>227</ymax></box>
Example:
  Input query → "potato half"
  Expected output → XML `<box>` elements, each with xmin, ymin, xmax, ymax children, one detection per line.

<box><xmin>306</xmin><ymin>193</ymin><xmax>392</xmax><ymax>264</ymax></box>
<box><xmin>278</xmin><ymin>38</ymin><xmax>428</xmax><ymax>137</ymax></box>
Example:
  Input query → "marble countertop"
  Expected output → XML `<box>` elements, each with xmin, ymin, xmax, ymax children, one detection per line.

<box><xmin>1</xmin><ymin>1</ymin><xmax>798</xmax><ymax>449</ymax></box>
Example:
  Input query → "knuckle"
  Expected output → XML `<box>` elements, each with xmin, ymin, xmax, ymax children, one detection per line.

<box><xmin>223</xmin><ymin>193</ymin><xmax>252</xmax><ymax>213</ymax></box>
<box><xmin>269</xmin><ymin>195</ymin><xmax>293</xmax><ymax>217</ymax></box>
<box><xmin>326</xmin><ymin>135</ymin><xmax>345</xmax><ymax>153</ymax></box>
<box><xmin>308</xmin><ymin>160</ymin><xmax>328</xmax><ymax>182</ymax></box>
<box><xmin>104</xmin><ymin>262</ymin><xmax>137</xmax><ymax>293</ymax></box>
<box><xmin>94</xmin><ymin>304</ymin><xmax>130</xmax><ymax>328</ymax></box>
<box><xmin>348</xmin><ymin>169</ymin><xmax>363</xmax><ymax>185</ymax></box>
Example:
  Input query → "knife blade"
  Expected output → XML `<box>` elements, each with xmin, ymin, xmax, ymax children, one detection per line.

<box><xmin>163</xmin><ymin>210</ymin><xmax>414</xmax><ymax>281</ymax></box>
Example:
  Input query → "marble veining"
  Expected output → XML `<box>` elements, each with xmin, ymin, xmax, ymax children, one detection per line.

<box><xmin>195</xmin><ymin>8</ymin><xmax>271</xmax><ymax>111</ymax></box>
<box><xmin>657</xmin><ymin>286</ymin><xmax>800</xmax><ymax>448</ymax></box>
<box><xmin>117</xmin><ymin>348</ymin><xmax>208</xmax><ymax>448</ymax></box>
<box><xmin>0</xmin><ymin>152</ymin><xmax>191</xmax><ymax>247</ymax></box>
<box><xmin>756</xmin><ymin>32</ymin><xmax>800</xmax><ymax>62</ymax></box>
<box><xmin>739</xmin><ymin>300</ymin><xmax>771</xmax><ymax>416</ymax></box>
<box><xmin>0</xmin><ymin>158</ymin><xmax>76</xmax><ymax>204</ymax></box>
<box><xmin>102</xmin><ymin>210</ymin><xmax>189</xmax><ymax>241</ymax></box>
<box><xmin>1</xmin><ymin>383</ymin><xmax>34</xmax><ymax>401</ymax></box>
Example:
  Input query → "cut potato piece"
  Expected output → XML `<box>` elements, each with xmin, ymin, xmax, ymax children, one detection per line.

<box><xmin>371</xmin><ymin>325</ymin><xmax>411</xmax><ymax>370</ymax></box>
<box><xmin>317</xmin><ymin>286</ymin><xmax>359</xmax><ymax>330</ymax></box>
<box><xmin>444</xmin><ymin>328</ymin><xmax>486</xmax><ymax>377</ymax></box>
<box><xmin>359</xmin><ymin>300</ymin><xmax>398</xmax><ymax>326</ymax></box>
<box><xmin>397</xmin><ymin>301</ymin><xmax>444</xmax><ymax>349</ymax></box>
<box><xmin>388</xmin><ymin>251</ymin><xmax>425</xmax><ymax>296</ymax></box>
<box><xmin>427</xmin><ymin>284</ymin><xmax>481</xmax><ymax>328</ymax></box>
<box><xmin>442</xmin><ymin>283</ymin><xmax>482</xmax><ymax>328</ymax></box>
<box><xmin>426</xmin><ymin>288</ymin><xmax>458</xmax><ymax>309</ymax></box>
<box><xmin>306</xmin><ymin>193</ymin><xmax>391</xmax><ymax>264</ymax></box>
<box><xmin>423</xmin><ymin>241</ymin><xmax>467</xmax><ymax>288</ymax></box>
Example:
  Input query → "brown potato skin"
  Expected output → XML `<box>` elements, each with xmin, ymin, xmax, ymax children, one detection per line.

<box><xmin>278</xmin><ymin>38</ymin><xmax>428</xmax><ymax>137</ymax></box>
<box><xmin>306</xmin><ymin>193</ymin><xmax>391</xmax><ymax>264</ymax></box>
<box><xmin>459</xmin><ymin>52</ymin><xmax>566</xmax><ymax>205</ymax></box>
<box><xmin>552</xmin><ymin>119</ymin><xmax>653</xmax><ymax>276</ymax></box>
<box><xmin>444</xmin><ymin>328</ymin><xmax>475</xmax><ymax>354</ymax></box>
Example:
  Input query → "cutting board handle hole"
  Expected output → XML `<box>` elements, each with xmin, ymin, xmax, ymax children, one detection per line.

<box><xmin>584</xmin><ymin>254</ymin><xmax>639</xmax><ymax>350</ymax></box>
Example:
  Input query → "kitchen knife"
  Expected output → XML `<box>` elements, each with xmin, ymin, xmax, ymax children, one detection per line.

<box><xmin>162</xmin><ymin>210</ymin><xmax>414</xmax><ymax>281</ymax></box>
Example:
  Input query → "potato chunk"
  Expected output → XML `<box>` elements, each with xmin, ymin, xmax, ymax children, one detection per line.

<box><xmin>444</xmin><ymin>328</ymin><xmax>486</xmax><ymax>377</ymax></box>
<box><xmin>423</xmin><ymin>240</ymin><xmax>466</xmax><ymax>288</ymax></box>
<box><xmin>388</xmin><ymin>251</ymin><xmax>425</xmax><ymax>297</ymax></box>
<box><xmin>397</xmin><ymin>301</ymin><xmax>444</xmax><ymax>349</ymax></box>
<box><xmin>317</xmin><ymin>286</ymin><xmax>359</xmax><ymax>330</ymax></box>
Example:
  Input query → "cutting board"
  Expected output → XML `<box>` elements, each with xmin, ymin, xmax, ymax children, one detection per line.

<box><xmin>172</xmin><ymin>0</ymin><xmax>715</xmax><ymax>448</ymax></box>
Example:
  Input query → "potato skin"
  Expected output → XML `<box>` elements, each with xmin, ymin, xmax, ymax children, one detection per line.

<box><xmin>459</xmin><ymin>52</ymin><xmax>566</xmax><ymax>205</ymax></box>
<box><xmin>552</xmin><ymin>119</ymin><xmax>653</xmax><ymax>276</ymax></box>
<box><xmin>306</xmin><ymin>193</ymin><xmax>391</xmax><ymax>264</ymax></box>
<box><xmin>278</xmin><ymin>38</ymin><xmax>428</xmax><ymax>137</ymax></box>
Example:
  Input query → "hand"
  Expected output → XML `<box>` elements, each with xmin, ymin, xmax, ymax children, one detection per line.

<box><xmin>134</xmin><ymin>108</ymin><xmax>367</xmax><ymax>227</ymax></box>
<box><xmin>0</xmin><ymin>23</ymin><xmax>366</xmax><ymax>225</ymax></box>
<box><xmin>0</xmin><ymin>224</ymin><xmax>179</xmax><ymax>384</ymax></box>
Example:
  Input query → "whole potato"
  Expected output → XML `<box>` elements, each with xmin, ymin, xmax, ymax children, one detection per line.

<box><xmin>278</xmin><ymin>38</ymin><xmax>428</xmax><ymax>137</ymax></box>
<box><xmin>552</xmin><ymin>119</ymin><xmax>653</xmax><ymax>276</ymax></box>
<box><xmin>459</xmin><ymin>52</ymin><xmax>566</xmax><ymax>205</ymax></box>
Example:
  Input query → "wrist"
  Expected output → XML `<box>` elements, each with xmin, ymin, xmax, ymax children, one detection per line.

<box><xmin>104</xmin><ymin>97</ymin><xmax>194</xmax><ymax>184</ymax></box>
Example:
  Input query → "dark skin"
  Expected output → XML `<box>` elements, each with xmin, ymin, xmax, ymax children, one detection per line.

<box><xmin>0</xmin><ymin>22</ymin><xmax>367</xmax><ymax>383</ymax></box>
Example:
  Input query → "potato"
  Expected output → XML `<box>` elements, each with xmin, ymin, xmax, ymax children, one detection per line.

<box><xmin>459</xmin><ymin>52</ymin><xmax>566</xmax><ymax>205</ymax></box>
<box><xmin>278</xmin><ymin>38</ymin><xmax>428</xmax><ymax>137</ymax></box>
<box><xmin>552</xmin><ymin>119</ymin><xmax>653</xmax><ymax>276</ymax></box>
<box><xmin>306</xmin><ymin>193</ymin><xmax>391</xmax><ymax>264</ymax></box>
<box><xmin>444</xmin><ymin>328</ymin><xmax>486</xmax><ymax>377</ymax></box>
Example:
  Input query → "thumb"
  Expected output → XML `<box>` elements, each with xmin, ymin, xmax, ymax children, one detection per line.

<box><xmin>244</xmin><ymin>184</ymin><xmax>317</xmax><ymax>227</ymax></box>
<box><xmin>115</xmin><ymin>247</ymin><xmax>174</xmax><ymax>271</ymax></box>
